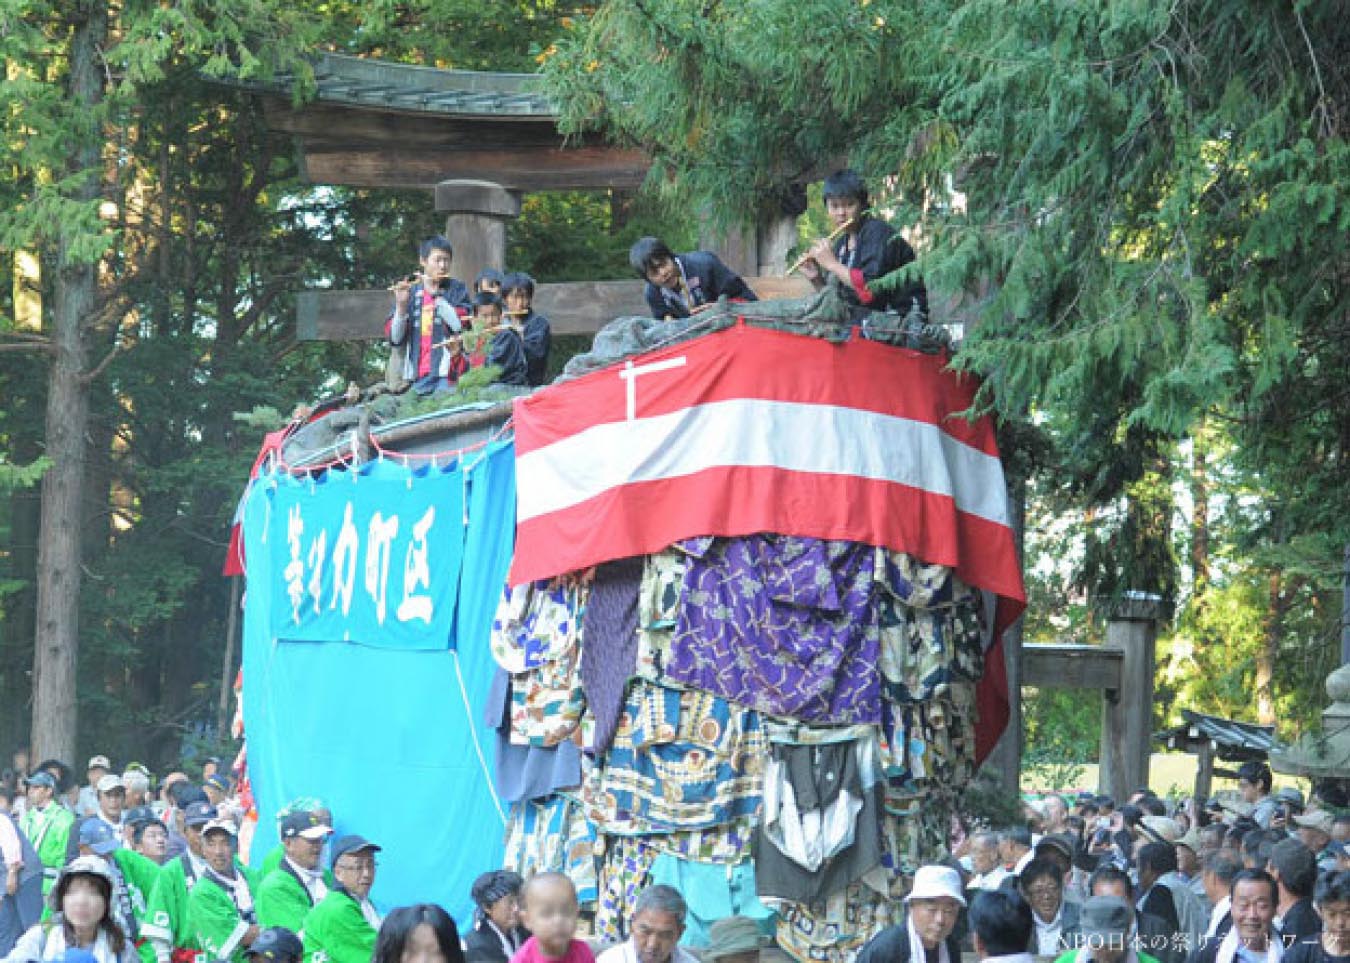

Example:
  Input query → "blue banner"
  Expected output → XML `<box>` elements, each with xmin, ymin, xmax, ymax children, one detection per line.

<box><xmin>241</xmin><ymin>441</ymin><xmax>516</xmax><ymax>925</ymax></box>
<box><xmin>244</xmin><ymin>459</ymin><xmax>465</xmax><ymax>650</ymax></box>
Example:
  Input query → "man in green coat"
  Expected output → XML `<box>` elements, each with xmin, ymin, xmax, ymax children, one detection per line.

<box><xmin>144</xmin><ymin>801</ymin><xmax>236</xmax><ymax>963</ymax></box>
<box><xmin>17</xmin><ymin>772</ymin><xmax>72</xmax><ymax>895</ymax></box>
<box><xmin>257</xmin><ymin>800</ymin><xmax>332</xmax><ymax>881</ymax></box>
<box><xmin>186</xmin><ymin>818</ymin><xmax>259</xmax><ymax>963</ymax></box>
<box><xmin>256</xmin><ymin>811</ymin><xmax>334</xmax><ymax>933</ymax></box>
<box><xmin>302</xmin><ymin>836</ymin><xmax>383</xmax><ymax>963</ymax></box>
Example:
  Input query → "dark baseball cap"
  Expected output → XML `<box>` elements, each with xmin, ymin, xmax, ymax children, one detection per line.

<box><xmin>330</xmin><ymin>835</ymin><xmax>381</xmax><ymax>868</ymax></box>
<box><xmin>183</xmin><ymin>801</ymin><xmax>218</xmax><ymax>827</ymax></box>
<box><xmin>245</xmin><ymin>928</ymin><xmax>303</xmax><ymax>962</ymax></box>
<box><xmin>280</xmin><ymin>810</ymin><xmax>331</xmax><ymax>841</ymax></box>
<box><xmin>124</xmin><ymin>806</ymin><xmax>158</xmax><ymax>828</ymax></box>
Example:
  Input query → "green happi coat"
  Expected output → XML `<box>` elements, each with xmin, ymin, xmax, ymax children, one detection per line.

<box><xmin>144</xmin><ymin>853</ymin><xmax>254</xmax><ymax>960</ymax></box>
<box><xmin>185</xmin><ymin>870</ymin><xmax>257</xmax><ymax>963</ymax></box>
<box><xmin>256</xmin><ymin>863</ymin><xmax>336</xmax><ymax>933</ymax></box>
<box><xmin>17</xmin><ymin>804</ymin><xmax>74</xmax><ymax>893</ymax></box>
<box><xmin>301</xmin><ymin>888</ymin><xmax>377</xmax><ymax>963</ymax></box>
<box><xmin>112</xmin><ymin>848</ymin><xmax>163</xmax><ymax>963</ymax></box>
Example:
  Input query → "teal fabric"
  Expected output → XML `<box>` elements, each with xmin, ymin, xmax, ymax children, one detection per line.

<box><xmin>241</xmin><ymin>441</ymin><xmax>515</xmax><ymax>927</ymax></box>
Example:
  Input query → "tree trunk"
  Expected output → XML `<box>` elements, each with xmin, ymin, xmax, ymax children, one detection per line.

<box><xmin>30</xmin><ymin>0</ymin><xmax>108</xmax><ymax>763</ymax></box>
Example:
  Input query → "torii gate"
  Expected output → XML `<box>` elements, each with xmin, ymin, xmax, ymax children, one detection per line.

<box><xmin>245</xmin><ymin>53</ymin><xmax>811</xmax><ymax>341</ymax></box>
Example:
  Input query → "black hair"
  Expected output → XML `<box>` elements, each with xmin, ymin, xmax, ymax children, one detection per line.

<box><xmin>969</xmin><ymin>891</ymin><xmax>1033</xmax><ymax>957</ymax></box>
<box><xmin>501</xmin><ymin>272</ymin><xmax>536</xmax><ymax>299</ymax></box>
<box><xmin>1097</xmin><ymin>796</ymin><xmax>1116</xmax><ymax>811</ymax></box>
<box><xmin>419</xmin><ymin>236</ymin><xmax>454</xmax><ymax>260</ymax></box>
<box><xmin>1315</xmin><ymin>781</ymin><xmax>1350</xmax><ymax>810</ymax></box>
<box><xmin>629</xmin><ymin>237</ymin><xmax>675</xmax><ymax>278</ymax></box>
<box><xmin>374</xmin><ymin>905</ymin><xmax>465</xmax><ymax>963</ymax></box>
<box><xmin>474</xmin><ymin>268</ymin><xmax>504</xmax><ymax>289</ymax></box>
<box><xmin>1230</xmin><ymin>868</ymin><xmax>1278</xmax><ymax>904</ymax></box>
<box><xmin>1137</xmin><ymin>841</ymin><xmax>1178</xmax><ymax>876</ymax></box>
<box><xmin>1001</xmin><ymin>825</ymin><xmax>1033</xmax><ymax>849</ymax></box>
<box><xmin>1237</xmin><ymin>761</ymin><xmax>1273</xmax><ymax>793</ymax></box>
<box><xmin>1141</xmin><ymin>797</ymin><xmax>1167</xmax><ymax>817</ymax></box>
<box><xmin>131</xmin><ymin>819</ymin><xmax>166</xmax><ymax>845</ymax></box>
<box><xmin>1018</xmin><ymin>857</ymin><xmax>1064</xmax><ymax>890</ymax></box>
<box><xmin>35</xmin><ymin>758</ymin><xmax>74</xmax><ymax>794</ymax></box>
<box><xmin>1316</xmin><ymin>870</ymin><xmax>1350</xmax><ymax>907</ymax></box>
<box><xmin>1204</xmin><ymin>851</ymin><xmax>1244</xmax><ymax>885</ymax></box>
<box><xmin>1243</xmin><ymin>829</ymin><xmax>1282</xmax><ymax>868</ymax></box>
<box><xmin>1269</xmin><ymin>838</ymin><xmax>1317</xmax><ymax>898</ymax></box>
<box><xmin>1119</xmin><ymin>805</ymin><xmax>1143</xmax><ymax>827</ymax></box>
<box><xmin>822</xmin><ymin>169</ymin><xmax>869</xmax><ymax>209</ymax></box>
<box><xmin>1089</xmin><ymin>865</ymin><xmax>1134</xmax><ymax>899</ymax></box>
<box><xmin>472</xmin><ymin>292</ymin><xmax>503</xmax><ymax>313</ymax></box>
<box><xmin>470</xmin><ymin>870</ymin><xmax>523</xmax><ymax>912</ymax></box>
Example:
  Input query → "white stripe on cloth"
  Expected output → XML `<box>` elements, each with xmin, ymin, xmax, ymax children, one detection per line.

<box><xmin>515</xmin><ymin>398</ymin><xmax>1010</xmax><ymax>526</ymax></box>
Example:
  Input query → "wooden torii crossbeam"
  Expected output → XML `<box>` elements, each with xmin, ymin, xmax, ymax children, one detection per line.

<box><xmin>232</xmin><ymin>54</ymin><xmax>811</xmax><ymax>340</ymax></box>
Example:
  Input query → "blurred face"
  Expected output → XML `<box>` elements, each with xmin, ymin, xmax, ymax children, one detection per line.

<box><xmin>644</xmin><ymin>257</ymin><xmax>680</xmax><ymax>291</ymax></box>
<box><xmin>284</xmin><ymin>834</ymin><xmax>325</xmax><ymax>871</ymax></box>
<box><xmin>401</xmin><ymin>923</ymin><xmax>447</xmax><ymax>963</ymax></box>
<box><xmin>333</xmin><ymin>848</ymin><xmax>378</xmax><ymax>902</ymax></box>
<box><xmin>521</xmin><ymin>877</ymin><xmax>580</xmax><ymax>957</ymax></box>
<box><xmin>87</xmin><ymin>766</ymin><xmax>107</xmax><ymax>787</ymax></box>
<box><xmin>138</xmin><ymin>823</ymin><xmax>168</xmax><ymax>863</ymax></box>
<box><xmin>479</xmin><ymin>279</ymin><xmax>502</xmax><ymax>296</ymax></box>
<box><xmin>1322</xmin><ymin>900</ymin><xmax>1350</xmax><ymax>954</ymax></box>
<box><xmin>908</xmin><ymin>897</ymin><xmax>961</xmax><ymax>948</ymax></box>
<box><xmin>971</xmin><ymin>838</ymin><xmax>999</xmax><ymax>875</ymax></box>
<box><xmin>1023</xmin><ymin>875</ymin><xmax>1064</xmax><ymax>923</ymax></box>
<box><xmin>1239</xmin><ymin>778</ymin><xmax>1263</xmax><ymax>803</ymax></box>
<box><xmin>202</xmin><ymin>761</ymin><xmax>218</xmax><ymax>780</ymax></box>
<box><xmin>185</xmin><ymin>824</ymin><xmax>204</xmax><ymax>857</ymax></box>
<box><xmin>826</xmin><ymin>195</ymin><xmax>864</xmax><ymax>232</ymax></box>
<box><xmin>1094</xmin><ymin>879</ymin><xmax>1132</xmax><ymax>903</ymax></box>
<box><xmin>421</xmin><ymin>248</ymin><xmax>453</xmax><ymax>281</ymax></box>
<box><xmin>504</xmin><ymin>290</ymin><xmax>529</xmax><ymax>315</ymax></box>
<box><xmin>204</xmin><ymin>785</ymin><xmax>225</xmax><ymax>806</ymax></box>
<box><xmin>1045</xmin><ymin>798</ymin><xmax>1068</xmax><ymax>828</ymax></box>
<box><xmin>99</xmin><ymin>787</ymin><xmax>125</xmax><ymax>821</ymax></box>
<box><xmin>26</xmin><ymin>783</ymin><xmax>52</xmax><ymax>808</ymax></box>
<box><xmin>1232</xmin><ymin>879</ymin><xmax>1276</xmax><ymax>949</ymax></box>
<box><xmin>1299</xmin><ymin>827</ymin><xmax>1331</xmax><ymax>852</ymax></box>
<box><xmin>474</xmin><ymin>304</ymin><xmax>502</xmax><ymax>327</ymax></box>
<box><xmin>486</xmin><ymin>893</ymin><xmax>520</xmax><ymax>934</ymax></box>
<box><xmin>62</xmin><ymin>876</ymin><xmax>108</xmax><ymax>933</ymax></box>
<box><xmin>1177</xmin><ymin>846</ymin><xmax>1199</xmax><ymax>877</ymax></box>
<box><xmin>202</xmin><ymin>830</ymin><xmax>236</xmax><ymax>874</ymax></box>
<box><xmin>631</xmin><ymin>909</ymin><xmax>684</xmax><ymax>963</ymax></box>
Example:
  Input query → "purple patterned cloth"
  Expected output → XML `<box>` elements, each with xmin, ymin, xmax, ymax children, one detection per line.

<box><xmin>666</xmin><ymin>535</ymin><xmax>882</xmax><ymax>723</ymax></box>
<box><xmin>579</xmin><ymin>556</ymin><xmax>643</xmax><ymax>755</ymax></box>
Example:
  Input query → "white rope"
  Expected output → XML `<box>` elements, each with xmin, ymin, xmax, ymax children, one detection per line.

<box><xmin>450</xmin><ymin>647</ymin><xmax>508</xmax><ymax>825</ymax></box>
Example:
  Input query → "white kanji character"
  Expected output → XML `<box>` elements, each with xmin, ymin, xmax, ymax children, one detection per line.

<box><xmin>330</xmin><ymin>503</ymin><xmax>358</xmax><ymax>616</ymax></box>
<box><xmin>365</xmin><ymin>511</ymin><xmax>400</xmax><ymax>625</ymax></box>
<box><xmin>396</xmin><ymin>506</ymin><xmax>435</xmax><ymax>624</ymax></box>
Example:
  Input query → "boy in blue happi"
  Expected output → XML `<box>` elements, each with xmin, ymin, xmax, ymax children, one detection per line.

<box><xmin>386</xmin><ymin>235</ymin><xmax>473</xmax><ymax>394</ymax></box>
<box><xmin>801</xmin><ymin>169</ymin><xmax>927</xmax><ymax>318</ymax></box>
<box><xmin>501</xmin><ymin>272</ymin><xmax>552</xmax><ymax>387</ymax></box>
<box><xmin>630</xmin><ymin>236</ymin><xmax>758</xmax><ymax>320</ymax></box>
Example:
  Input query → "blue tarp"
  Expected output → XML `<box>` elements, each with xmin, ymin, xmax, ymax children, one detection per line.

<box><xmin>241</xmin><ymin>441</ymin><xmax>516</xmax><ymax>925</ymax></box>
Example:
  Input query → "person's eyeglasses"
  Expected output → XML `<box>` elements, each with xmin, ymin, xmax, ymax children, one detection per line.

<box><xmin>335</xmin><ymin>860</ymin><xmax>377</xmax><ymax>874</ymax></box>
<box><xmin>1024</xmin><ymin>884</ymin><xmax>1061</xmax><ymax>898</ymax></box>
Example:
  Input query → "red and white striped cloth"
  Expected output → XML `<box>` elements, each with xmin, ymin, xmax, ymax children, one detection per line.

<box><xmin>510</xmin><ymin>324</ymin><xmax>1025</xmax><ymax>762</ymax></box>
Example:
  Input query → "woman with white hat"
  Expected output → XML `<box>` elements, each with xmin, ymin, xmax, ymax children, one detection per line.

<box><xmin>1</xmin><ymin>855</ymin><xmax>138</xmax><ymax>963</ymax></box>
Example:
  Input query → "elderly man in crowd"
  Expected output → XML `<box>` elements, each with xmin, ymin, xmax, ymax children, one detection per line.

<box><xmin>1055</xmin><ymin>896</ymin><xmax>1166</xmax><ymax>963</ymax></box>
<box><xmin>302</xmin><ymin>835</ymin><xmax>383</xmax><ymax>963</ymax></box>
<box><xmin>1190</xmin><ymin>870</ymin><xmax>1283</xmax><ymax>963</ymax></box>
<box><xmin>597</xmin><ymin>885</ymin><xmax>700</xmax><ymax>963</ymax></box>
<box><xmin>1020</xmin><ymin>857</ymin><xmax>1081</xmax><ymax>956</ymax></box>
<box><xmin>1293</xmin><ymin>811</ymin><xmax>1340</xmax><ymax>874</ymax></box>
<box><xmin>856</xmin><ymin>865</ymin><xmax>965</xmax><ymax>963</ymax></box>
<box><xmin>968</xmin><ymin>832</ymin><xmax>1011</xmax><ymax>894</ymax></box>
<box><xmin>77</xmin><ymin>755</ymin><xmax>112</xmax><ymax>818</ymax></box>
<box><xmin>1268</xmin><ymin>838</ymin><xmax>1321</xmax><ymax>946</ymax></box>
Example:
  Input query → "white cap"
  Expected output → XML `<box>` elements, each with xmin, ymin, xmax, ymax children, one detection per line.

<box><xmin>87</xmin><ymin>755</ymin><xmax>111</xmax><ymax>771</ymax></box>
<box><xmin>202</xmin><ymin>818</ymin><xmax>238</xmax><ymax>838</ymax></box>
<box><xmin>96</xmin><ymin>774</ymin><xmax>124</xmax><ymax>793</ymax></box>
<box><xmin>905</xmin><ymin>865</ymin><xmax>967</xmax><ymax>906</ymax></box>
<box><xmin>1140</xmin><ymin>815</ymin><xmax>1182</xmax><ymax>843</ymax></box>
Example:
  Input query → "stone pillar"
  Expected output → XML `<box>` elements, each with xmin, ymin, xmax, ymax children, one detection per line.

<box><xmin>698</xmin><ymin>200</ymin><xmax>802</xmax><ymax>280</ymax></box>
<box><xmin>434</xmin><ymin>180</ymin><xmax>521</xmax><ymax>289</ymax></box>
<box><xmin>1099</xmin><ymin>592</ymin><xmax>1162</xmax><ymax>799</ymax></box>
